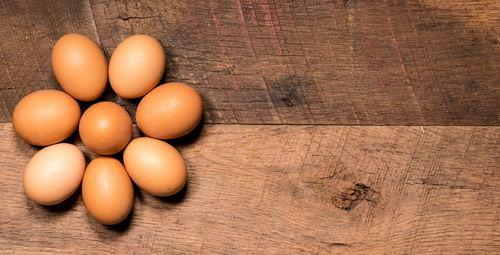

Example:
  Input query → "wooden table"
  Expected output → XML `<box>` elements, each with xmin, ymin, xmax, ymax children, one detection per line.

<box><xmin>1</xmin><ymin>0</ymin><xmax>498</xmax><ymax>254</ymax></box>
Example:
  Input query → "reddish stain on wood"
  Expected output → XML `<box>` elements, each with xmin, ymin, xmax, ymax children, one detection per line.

<box><xmin>209</xmin><ymin>1</ymin><xmax>227</xmax><ymax>38</ymax></box>
<box><xmin>259</xmin><ymin>0</ymin><xmax>283</xmax><ymax>55</ymax></box>
<box><xmin>1</xmin><ymin>0</ymin><xmax>498</xmax><ymax>126</ymax></box>
<box><xmin>359</xmin><ymin>17</ymin><xmax>381</xmax><ymax>58</ymax></box>
<box><xmin>378</xmin><ymin>75</ymin><xmax>387</xmax><ymax>89</ymax></box>
<box><xmin>231</xmin><ymin>75</ymin><xmax>240</xmax><ymax>90</ymax></box>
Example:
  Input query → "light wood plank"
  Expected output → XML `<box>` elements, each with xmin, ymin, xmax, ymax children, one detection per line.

<box><xmin>1</xmin><ymin>123</ymin><xmax>498</xmax><ymax>254</ymax></box>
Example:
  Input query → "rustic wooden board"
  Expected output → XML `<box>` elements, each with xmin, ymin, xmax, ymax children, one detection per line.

<box><xmin>1</xmin><ymin>123</ymin><xmax>498</xmax><ymax>254</ymax></box>
<box><xmin>1</xmin><ymin>0</ymin><xmax>498</xmax><ymax>253</ymax></box>
<box><xmin>1</xmin><ymin>0</ymin><xmax>499</xmax><ymax>125</ymax></box>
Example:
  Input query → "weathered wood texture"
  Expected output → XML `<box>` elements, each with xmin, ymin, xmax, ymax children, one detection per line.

<box><xmin>1</xmin><ymin>0</ymin><xmax>499</xmax><ymax>125</ymax></box>
<box><xmin>1</xmin><ymin>0</ymin><xmax>499</xmax><ymax>253</ymax></box>
<box><xmin>1</xmin><ymin>123</ymin><xmax>498</xmax><ymax>254</ymax></box>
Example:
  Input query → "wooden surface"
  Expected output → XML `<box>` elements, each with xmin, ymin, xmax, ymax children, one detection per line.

<box><xmin>0</xmin><ymin>0</ymin><xmax>499</xmax><ymax>125</ymax></box>
<box><xmin>1</xmin><ymin>0</ymin><xmax>499</xmax><ymax>254</ymax></box>
<box><xmin>1</xmin><ymin>124</ymin><xmax>499</xmax><ymax>254</ymax></box>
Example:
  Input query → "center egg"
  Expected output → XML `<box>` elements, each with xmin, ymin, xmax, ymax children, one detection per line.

<box><xmin>79</xmin><ymin>101</ymin><xmax>133</xmax><ymax>155</ymax></box>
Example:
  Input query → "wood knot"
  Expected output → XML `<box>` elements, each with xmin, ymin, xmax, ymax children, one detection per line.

<box><xmin>269</xmin><ymin>75</ymin><xmax>309</xmax><ymax>107</ymax></box>
<box><xmin>332</xmin><ymin>183</ymin><xmax>377</xmax><ymax>211</ymax></box>
<box><xmin>281</xmin><ymin>89</ymin><xmax>300</xmax><ymax>107</ymax></box>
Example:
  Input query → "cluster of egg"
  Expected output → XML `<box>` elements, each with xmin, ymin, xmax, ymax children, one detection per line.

<box><xmin>13</xmin><ymin>34</ymin><xmax>203</xmax><ymax>225</ymax></box>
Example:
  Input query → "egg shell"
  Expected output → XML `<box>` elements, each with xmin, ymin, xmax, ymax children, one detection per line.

<box><xmin>51</xmin><ymin>34</ymin><xmax>107</xmax><ymax>101</ymax></box>
<box><xmin>13</xmin><ymin>90</ymin><xmax>81</xmax><ymax>146</ymax></box>
<box><xmin>123</xmin><ymin>137</ymin><xmax>186</xmax><ymax>197</ymax></box>
<box><xmin>82</xmin><ymin>157</ymin><xmax>134</xmax><ymax>225</ymax></box>
<box><xmin>109</xmin><ymin>34</ymin><xmax>165</xmax><ymax>99</ymax></box>
<box><xmin>79</xmin><ymin>101</ymin><xmax>132</xmax><ymax>155</ymax></box>
<box><xmin>23</xmin><ymin>143</ymin><xmax>85</xmax><ymax>205</ymax></box>
<box><xmin>136</xmin><ymin>82</ymin><xmax>203</xmax><ymax>140</ymax></box>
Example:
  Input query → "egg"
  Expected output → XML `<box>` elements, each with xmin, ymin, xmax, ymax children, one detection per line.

<box><xmin>123</xmin><ymin>137</ymin><xmax>186</xmax><ymax>197</ymax></box>
<box><xmin>79</xmin><ymin>101</ymin><xmax>132</xmax><ymax>155</ymax></box>
<box><xmin>82</xmin><ymin>157</ymin><xmax>134</xmax><ymax>225</ymax></box>
<box><xmin>109</xmin><ymin>34</ymin><xmax>165</xmax><ymax>99</ymax></box>
<box><xmin>51</xmin><ymin>34</ymin><xmax>107</xmax><ymax>101</ymax></box>
<box><xmin>23</xmin><ymin>143</ymin><xmax>85</xmax><ymax>205</ymax></box>
<box><xmin>13</xmin><ymin>90</ymin><xmax>81</xmax><ymax>146</ymax></box>
<box><xmin>136</xmin><ymin>83</ymin><xmax>203</xmax><ymax>140</ymax></box>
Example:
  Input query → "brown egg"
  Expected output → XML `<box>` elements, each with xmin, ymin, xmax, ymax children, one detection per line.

<box><xmin>51</xmin><ymin>34</ymin><xmax>107</xmax><ymax>101</ymax></box>
<box><xmin>136</xmin><ymin>83</ymin><xmax>203</xmax><ymax>140</ymax></box>
<box><xmin>79</xmin><ymin>102</ymin><xmax>132</xmax><ymax>155</ymax></box>
<box><xmin>82</xmin><ymin>157</ymin><xmax>134</xmax><ymax>225</ymax></box>
<box><xmin>24</xmin><ymin>143</ymin><xmax>85</xmax><ymax>205</ymax></box>
<box><xmin>13</xmin><ymin>90</ymin><xmax>80</xmax><ymax>146</ymax></box>
<box><xmin>123</xmin><ymin>137</ymin><xmax>186</xmax><ymax>197</ymax></box>
<box><xmin>109</xmin><ymin>34</ymin><xmax>165</xmax><ymax>99</ymax></box>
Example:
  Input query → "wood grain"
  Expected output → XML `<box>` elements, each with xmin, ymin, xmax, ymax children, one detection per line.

<box><xmin>1</xmin><ymin>123</ymin><xmax>498</xmax><ymax>254</ymax></box>
<box><xmin>1</xmin><ymin>0</ymin><xmax>498</xmax><ymax>253</ymax></box>
<box><xmin>0</xmin><ymin>0</ymin><xmax>101</xmax><ymax>122</ymax></box>
<box><xmin>1</xmin><ymin>0</ymin><xmax>499</xmax><ymax>125</ymax></box>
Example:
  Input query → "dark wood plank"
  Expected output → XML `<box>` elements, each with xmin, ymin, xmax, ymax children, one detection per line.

<box><xmin>0</xmin><ymin>0</ymin><xmax>102</xmax><ymax>122</ymax></box>
<box><xmin>1</xmin><ymin>123</ymin><xmax>498</xmax><ymax>253</ymax></box>
<box><xmin>1</xmin><ymin>0</ymin><xmax>499</xmax><ymax>125</ymax></box>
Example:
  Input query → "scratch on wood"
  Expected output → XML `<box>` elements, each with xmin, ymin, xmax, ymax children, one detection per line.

<box><xmin>86</xmin><ymin>0</ymin><xmax>103</xmax><ymax>47</ymax></box>
<box><xmin>318</xmin><ymin>172</ymin><xmax>338</xmax><ymax>180</ymax></box>
<box><xmin>386</xmin><ymin>16</ymin><xmax>411</xmax><ymax>86</ymax></box>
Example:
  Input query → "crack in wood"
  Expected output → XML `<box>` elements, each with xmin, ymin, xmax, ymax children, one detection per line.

<box><xmin>117</xmin><ymin>15</ymin><xmax>158</xmax><ymax>21</ymax></box>
<box><xmin>329</xmin><ymin>242</ymin><xmax>350</xmax><ymax>247</ymax></box>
